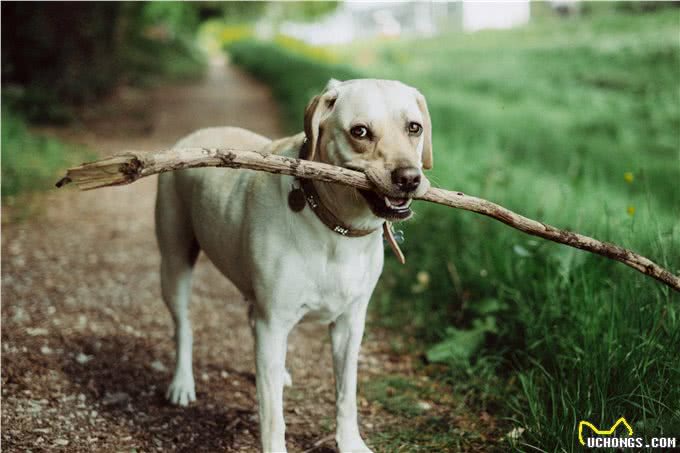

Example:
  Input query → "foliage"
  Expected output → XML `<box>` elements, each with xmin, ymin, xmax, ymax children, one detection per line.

<box><xmin>1</xmin><ymin>3</ymin><xmax>206</xmax><ymax>124</ymax></box>
<box><xmin>209</xmin><ymin>1</ymin><xmax>338</xmax><ymax>24</ymax></box>
<box><xmin>426</xmin><ymin>314</ymin><xmax>497</xmax><ymax>365</ymax></box>
<box><xmin>230</xmin><ymin>9</ymin><xmax>680</xmax><ymax>452</ymax></box>
<box><xmin>1</xmin><ymin>109</ymin><xmax>93</xmax><ymax>197</ymax></box>
<box><xmin>362</xmin><ymin>10</ymin><xmax>680</xmax><ymax>451</ymax></box>
<box><xmin>364</xmin><ymin>375</ymin><xmax>494</xmax><ymax>451</ymax></box>
<box><xmin>583</xmin><ymin>1</ymin><xmax>680</xmax><ymax>15</ymax></box>
<box><xmin>364</xmin><ymin>376</ymin><xmax>429</xmax><ymax>417</ymax></box>
<box><xmin>143</xmin><ymin>2</ymin><xmax>200</xmax><ymax>36</ymax></box>
<box><xmin>199</xmin><ymin>20</ymin><xmax>255</xmax><ymax>54</ymax></box>
<box><xmin>273</xmin><ymin>35</ymin><xmax>338</xmax><ymax>63</ymax></box>
<box><xmin>273</xmin><ymin>1</ymin><xmax>339</xmax><ymax>23</ymax></box>
<box><xmin>228</xmin><ymin>40</ymin><xmax>358</xmax><ymax>132</ymax></box>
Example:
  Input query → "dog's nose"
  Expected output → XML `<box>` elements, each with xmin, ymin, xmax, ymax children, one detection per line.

<box><xmin>391</xmin><ymin>167</ymin><xmax>421</xmax><ymax>192</ymax></box>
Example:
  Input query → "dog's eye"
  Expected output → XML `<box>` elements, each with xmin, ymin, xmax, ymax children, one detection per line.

<box><xmin>408</xmin><ymin>122</ymin><xmax>423</xmax><ymax>136</ymax></box>
<box><xmin>350</xmin><ymin>125</ymin><xmax>369</xmax><ymax>139</ymax></box>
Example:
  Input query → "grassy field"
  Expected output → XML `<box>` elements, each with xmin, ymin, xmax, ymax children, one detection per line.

<box><xmin>1</xmin><ymin>109</ymin><xmax>94</xmax><ymax>198</ymax></box>
<box><xmin>230</xmin><ymin>10</ymin><xmax>680</xmax><ymax>452</ymax></box>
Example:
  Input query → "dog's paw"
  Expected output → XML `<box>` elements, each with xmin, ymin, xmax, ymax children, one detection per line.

<box><xmin>283</xmin><ymin>369</ymin><xmax>293</xmax><ymax>387</ymax></box>
<box><xmin>166</xmin><ymin>374</ymin><xmax>196</xmax><ymax>406</ymax></box>
<box><xmin>336</xmin><ymin>436</ymin><xmax>373</xmax><ymax>453</ymax></box>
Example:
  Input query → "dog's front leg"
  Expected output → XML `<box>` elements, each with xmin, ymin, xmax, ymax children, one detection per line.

<box><xmin>254</xmin><ymin>315</ymin><xmax>291</xmax><ymax>453</ymax></box>
<box><xmin>331</xmin><ymin>301</ymin><xmax>373</xmax><ymax>453</ymax></box>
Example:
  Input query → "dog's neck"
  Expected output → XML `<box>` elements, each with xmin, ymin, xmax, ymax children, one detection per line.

<box><xmin>298</xmin><ymin>139</ymin><xmax>385</xmax><ymax>234</ymax></box>
<box><xmin>313</xmin><ymin>182</ymin><xmax>385</xmax><ymax>232</ymax></box>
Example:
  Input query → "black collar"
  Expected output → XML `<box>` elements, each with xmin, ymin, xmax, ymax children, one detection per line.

<box><xmin>288</xmin><ymin>139</ymin><xmax>405</xmax><ymax>263</ymax></box>
<box><xmin>291</xmin><ymin>139</ymin><xmax>378</xmax><ymax>237</ymax></box>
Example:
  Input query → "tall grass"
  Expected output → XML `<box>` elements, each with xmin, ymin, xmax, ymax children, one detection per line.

<box><xmin>230</xmin><ymin>10</ymin><xmax>679</xmax><ymax>451</ymax></box>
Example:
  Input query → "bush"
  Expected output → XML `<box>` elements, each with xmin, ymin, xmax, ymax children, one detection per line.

<box><xmin>228</xmin><ymin>40</ymin><xmax>359</xmax><ymax>132</ymax></box>
<box><xmin>1</xmin><ymin>3</ymin><xmax>206</xmax><ymax>124</ymax></box>
<box><xmin>1</xmin><ymin>108</ymin><xmax>93</xmax><ymax>197</ymax></box>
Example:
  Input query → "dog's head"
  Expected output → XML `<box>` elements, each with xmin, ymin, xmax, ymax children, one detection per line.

<box><xmin>304</xmin><ymin>78</ymin><xmax>432</xmax><ymax>222</ymax></box>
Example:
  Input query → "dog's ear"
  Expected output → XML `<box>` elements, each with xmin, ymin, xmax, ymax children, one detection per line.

<box><xmin>303</xmin><ymin>89</ymin><xmax>338</xmax><ymax>160</ymax></box>
<box><xmin>415</xmin><ymin>91</ymin><xmax>433</xmax><ymax>170</ymax></box>
<box><xmin>325</xmin><ymin>78</ymin><xmax>342</xmax><ymax>90</ymax></box>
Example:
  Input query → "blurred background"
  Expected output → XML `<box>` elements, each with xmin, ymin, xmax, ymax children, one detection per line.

<box><xmin>2</xmin><ymin>2</ymin><xmax>679</xmax><ymax>452</ymax></box>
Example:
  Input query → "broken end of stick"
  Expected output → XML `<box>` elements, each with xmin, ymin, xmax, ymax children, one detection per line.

<box><xmin>55</xmin><ymin>176</ymin><xmax>71</xmax><ymax>188</ymax></box>
<box><xmin>56</xmin><ymin>153</ymin><xmax>143</xmax><ymax>191</ymax></box>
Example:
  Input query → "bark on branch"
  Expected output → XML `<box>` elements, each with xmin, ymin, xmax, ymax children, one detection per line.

<box><xmin>56</xmin><ymin>148</ymin><xmax>680</xmax><ymax>292</ymax></box>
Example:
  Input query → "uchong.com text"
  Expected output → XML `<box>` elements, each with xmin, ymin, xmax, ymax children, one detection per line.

<box><xmin>586</xmin><ymin>436</ymin><xmax>676</xmax><ymax>449</ymax></box>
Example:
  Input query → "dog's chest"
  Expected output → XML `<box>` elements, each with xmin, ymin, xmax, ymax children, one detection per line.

<box><xmin>296</xmin><ymin>239</ymin><xmax>383</xmax><ymax>323</ymax></box>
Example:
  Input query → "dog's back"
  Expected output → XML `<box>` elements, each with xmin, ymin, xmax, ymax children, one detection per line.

<box><xmin>158</xmin><ymin>126</ymin><xmax>271</xmax><ymax>207</ymax></box>
<box><xmin>155</xmin><ymin>127</ymin><xmax>273</xmax><ymax>298</ymax></box>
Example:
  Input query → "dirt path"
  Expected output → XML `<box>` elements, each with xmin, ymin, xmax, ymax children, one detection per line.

<box><xmin>2</xmin><ymin>61</ymin><xmax>479</xmax><ymax>452</ymax></box>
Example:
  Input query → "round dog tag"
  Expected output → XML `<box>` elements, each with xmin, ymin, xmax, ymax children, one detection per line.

<box><xmin>288</xmin><ymin>187</ymin><xmax>306</xmax><ymax>212</ymax></box>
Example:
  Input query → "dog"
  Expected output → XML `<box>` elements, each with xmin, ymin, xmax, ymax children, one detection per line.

<box><xmin>155</xmin><ymin>78</ymin><xmax>433</xmax><ymax>452</ymax></box>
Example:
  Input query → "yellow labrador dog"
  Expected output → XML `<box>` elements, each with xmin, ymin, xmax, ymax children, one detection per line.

<box><xmin>155</xmin><ymin>78</ymin><xmax>432</xmax><ymax>452</ymax></box>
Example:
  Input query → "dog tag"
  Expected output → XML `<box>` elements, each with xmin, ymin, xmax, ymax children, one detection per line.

<box><xmin>288</xmin><ymin>186</ymin><xmax>306</xmax><ymax>212</ymax></box>
<box><xmin>393</xmin><ymin>229</ymin><xmax>405</xmax><ymax>244</ymax></box>
<box><xmin>383</xmin><ymin>222</ymin><xmax>406</xmax><ymax>264</ymax></box>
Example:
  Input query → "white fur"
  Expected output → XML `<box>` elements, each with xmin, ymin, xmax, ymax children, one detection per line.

<box><xmin>155</xmin><ymin>79</ymin><xmax>432</xmax><ymax>452</ymax></box>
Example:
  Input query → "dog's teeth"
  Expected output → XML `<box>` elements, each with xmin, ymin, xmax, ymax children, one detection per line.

<box><xmin>384</xmin><ymin>196</ymin><xmax>412</xmax><ymax>210</ymax></box>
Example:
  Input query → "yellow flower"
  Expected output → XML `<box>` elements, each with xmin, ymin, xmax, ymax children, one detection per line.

<box><xmin>416</xmin><ymin>271</ymin><xmax>430</xmax><ymax>286</ymax></box>
<box><xmin>627</xmin><ymin>206</ymin><xmax>636</xmax><ymax>216</ymax></box>
<box><xmin>624</xmin><ymin>172</ymin><xmax>634</xmax><ymax>184</ymax></box>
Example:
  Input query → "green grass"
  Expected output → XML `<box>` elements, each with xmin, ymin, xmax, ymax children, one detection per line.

<box><xmin>363</xmin><ymin>375</ymin><xmax>492</xmax><ymax>451</ymax></box>
<box><xmin>1</xmin><ymin>108</ymin><xmax>94</xmax><ymax>197</ymax></box>
<box><xmin>230</xmin><ymin>10</ymin><xmax>680</xmax><ymax>452</ymax></box>
<box><xmin>364</xmin><ymin>376</ymin><xmax>430</xmax><ymax>417</ymax></box>
<box><xmin>370</xmin><ymin>416</ymin><xmax>487</xmax><ymax>453</ymax></box>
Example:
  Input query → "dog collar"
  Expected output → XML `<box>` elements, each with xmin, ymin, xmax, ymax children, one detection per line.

<box><xmin>289</xmin><ymin>139</ymin><xmax>406</xmax><ymax>263</ymax></box>
<box><xmin>291</xmin><ymin>177</ymin><xmax>378</xmax><ymax>237</ymax></box>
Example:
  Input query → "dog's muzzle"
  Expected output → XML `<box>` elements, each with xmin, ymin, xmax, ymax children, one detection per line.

<box><xmin>359</xmin><ymin>166</ymin><xmax>427</xmax><ymax>221</ymax></box>
<box><xmin>358</xmin><ymin>189</ymin><xmax>413</xmax><ymax>221</ymax></box>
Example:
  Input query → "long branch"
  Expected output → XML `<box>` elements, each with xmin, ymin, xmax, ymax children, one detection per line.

<box><xmin>56</xmin><ymin>147</ymin><xmax>680</xmax><ymax>292</ymax></box>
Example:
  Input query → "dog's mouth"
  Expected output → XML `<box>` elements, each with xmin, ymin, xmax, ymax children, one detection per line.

<box><xmin>359</xmin><ymin>190</ymin><xmax>413</xmax><ymax>221</ymax></box>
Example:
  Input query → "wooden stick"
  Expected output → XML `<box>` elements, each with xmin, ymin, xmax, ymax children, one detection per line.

<box><xmin>56</xmin><ymin>148</ymin><xmax>680</xmax><ymax>292</ymax></box>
